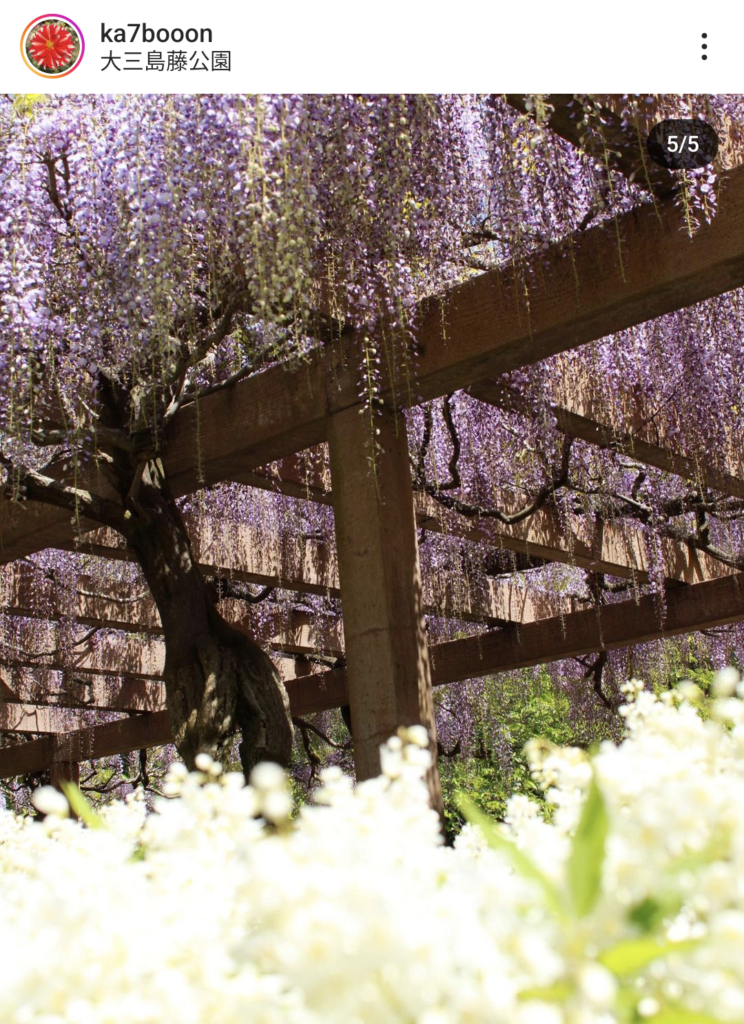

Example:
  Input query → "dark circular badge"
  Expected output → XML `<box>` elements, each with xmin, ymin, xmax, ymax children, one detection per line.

<box><xmin>646</xmin><ymin>119</ymin><xmax>719</xmax><ymax>171</ymax></box>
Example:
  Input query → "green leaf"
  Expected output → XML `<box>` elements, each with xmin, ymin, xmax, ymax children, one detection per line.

<box><xmin>599</xmin><ymin>936</ymin><xmax>700</xmax><ymax>976</ymax></box>
<box><xmin>628</xmin><ymin>893</ymin><xmax>683</xmax><ymax>933</ymax></box>
<box><xmin>566</xmin><ymin>772</ymin><xmax>608</xmax><ymax>918</ymax></box>
<box><xmin>518</xmin><ymin>981</ymin><xmax>573</xmax><ymax>1003</ymax></box>
<box><xmin>456</xmin><ymin>794</ymin><xmax>565</xmax><ymax>919</ymax></box>
<box><xmin>650</xmin><ymin>1010</ymin><xmax>728</xmax><ymax>1024</ymax></box>
<box><xmin>60</xmin><ymin>782</ymin><xmax>105</xmax><ymax>830</ymax></box>
<box><xmin>628</xmin><ymin>896</ymin><xmax>665</xmax><ymax>933</ymax></box>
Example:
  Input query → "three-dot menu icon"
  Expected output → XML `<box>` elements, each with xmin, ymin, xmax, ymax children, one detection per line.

<box><xmin>702</xmin><ymin>33</ymin><xmax>708</xmax><ymax>60</ymax></box>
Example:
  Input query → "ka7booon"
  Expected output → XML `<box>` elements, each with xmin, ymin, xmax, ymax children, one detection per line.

<box><xmin>101</xmin><ymin>24</ymin><xmax>214</xmax><ymax>43</ymax></box>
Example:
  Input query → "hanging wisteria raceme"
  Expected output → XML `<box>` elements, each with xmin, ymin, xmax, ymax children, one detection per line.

<box><xmin>3</xmin><ymin>92</ymin><xmax>737</xmax><ymax>450</ymax></box>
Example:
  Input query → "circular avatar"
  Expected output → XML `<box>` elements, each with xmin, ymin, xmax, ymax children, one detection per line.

<box><xmin>21</xmin><ymin>15</ymin><xmax>85</xmax><ymax>78</ymax></box>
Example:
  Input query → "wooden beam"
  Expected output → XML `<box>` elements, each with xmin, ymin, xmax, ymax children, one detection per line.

<box><xmin>0</xmin><ymin>666</ymin><xmax>166</xmax><ymax>713</ymax></box>
<box><xmin>243</xmin><ymin>453</ymin><xmax>332</xmax><ymax>503</ymax></box>
<box><xmin>2</xmin><ymin>575</ymin><xmax>575</xmax><ymax>632</ymax></box>
<box><xmin>328</xmin><ymin>405</ymin><xmax>442</xmax><ymax>810</ymax></box>
<box><xmin>2</xmin><ymin>497</ymin><xmax>730</xmax><ymax>710</ymax></box>
<box><xmin>3</xmin><ymin>434</ymin><xmax>733</xmax><ymax>605</ymax></box>
<box><xmin>3</xmin><ymin>490</ymin><xmax>730</xmax><ymax>671</ymax></box>
<box><xmin>2</xmin><ymin>564</ymin><xmax>346</xmax><ymax>649</ymax></box>
<box><xmin>471</xmin><ymin>380</ymin><xmax>744</xmax><ymax>499</ymax></box>
<box><xmin>218</xmin><ymin>466</ymin><xmax>735</xmax><ymax>585</ymax></box>
<box><xmin>0</xmin><ymin>664</ymin><xmax>342</xmax><ymax>774</ymax></box>
<box><xmin>2</xmin><ymin>566</ymin><xmax>163</xmax><ymax>635</ymax></box>
<box><xmin>0</xmin><ymin>621</ymin><xmax>332</xmax><ymax>690</ymax></box>
<box><xmin>0</xmin><ymin>712</ymin><xmax>172</xmax><ymax>776</ymax></box>
<box><xmin>166</xmin><ymin>450</ymin><xmax>742</xmax><ymax>582</ymax></box>
<box><xmin>248</xmin><ymin>453</ymin><xmax>731</xmax><ymax>586</ymax></box>
<box><xmin>154</xmin><ymin>160</ymin><xmax>744</xmax><ymax>497</ymax></box>
<box><xmin>10</xmin><ymin>515</ymin><xmax>576</xmax><ymax>626</ymax></box>
<box><xmin>417</xmin><ymin>493</ymin><xmax>732</xmax><ymax>586</ymax></box>
<box><xmin>24</xmin><ymin>485</ymin><xmax>726</xmax><ymax>603</ymax></box>
<box><xmin>52</xmin><ymin>713</ymin><xmax>173</xmax><ymax>767</ymax></box>
<box><xmin>2</xmin><ymin>441</ymin><xmax>725</xmax><ymax>589</ymax></box>
<box><xmin>4</xmin><ymin>572</ymin><xmax>743</xmax><ymax>778</ymax></box>
<box><xmin>0</xmin><ymin>617</ymin><xmax>166</xmax><ymax>677</ymax></box>
<box><xmin>430</xmin><ymin>573</ymin><xmax>744</xmax><ymax>685</ymax></box>
<box><xmin>0</xmin><ymin>656</ymin><xmax>326</xmax><ymax>716</ymax></box>
<box><xmin>0</xmin><ymin>735</ymin><xmax>55</xmax><ymax>777</ymax></box>
<box><xmin>0</xmin><ymin>702</ymin><xmax>119</xmax><ymax>734</ymax></box>
<box><xmin>4</xmin><ymin>164</ymin><xmax>744</xmax><ymax>566</ymax></box>
<box><xmin>369</xmin><ymin>166</ymin><xmax>744</xmax><ymax>404</ymax></box>
<box><xmin>264</xmin><ymin>571</ymin><xmax>744</xmax><ymax>709</ymax></box>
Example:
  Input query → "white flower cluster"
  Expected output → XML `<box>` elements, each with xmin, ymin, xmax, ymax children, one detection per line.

<box><xmin>2</xmin><ymin>673</ymin><xmax>744</xmax><ymax>1022</ymax></box>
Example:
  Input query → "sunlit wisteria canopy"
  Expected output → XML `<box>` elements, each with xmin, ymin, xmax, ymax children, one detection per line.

<box><xmin>1</xmin><ymin>93</ymin><xmax>743</xmax><ymax>807</ymax></box>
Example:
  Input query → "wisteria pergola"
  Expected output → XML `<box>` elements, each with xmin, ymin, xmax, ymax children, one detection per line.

<box><xmin>1</xmin><ymin>96</ymin><xmax>744</xmax><ymax>807</ymax></box>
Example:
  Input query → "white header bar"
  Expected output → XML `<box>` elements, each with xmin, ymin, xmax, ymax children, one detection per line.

<box><xmin>1</xmin><ymin>2</ymin><xmax>740</xmax><ymax>92</ymax></box>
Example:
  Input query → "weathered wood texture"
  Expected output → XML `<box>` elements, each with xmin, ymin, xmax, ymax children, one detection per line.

<box><xmin>0</xmin><ymin>673</ymin><xmax>349</xmax><ymax>772</ymax></box>
<box><xmin>4</xmin><ymin>167</ymin><xmax>744</xmax><ymax>776</ymax></box>
<box><xmin>328</xmin><ymin>405</ymin><xmax>442</xmax><ymax>810</ymax></box>
<box><xmin>3</xmin><ymin>433</ymin><xmax>734</xmax><ymax>614</ymax></box>
<box><xmin>0</xmin><ymin>498</ymin><xmax>734</xmax><ymax>725</ymax></box>
<box><xmin>5</xmin><ymin>504</ymin><xmax>724</xmax><ymax>648</ymax></box>
<box><xmin>223</xmin><ymin>458</ymin><xmax>737</xmax><ymax>584</ymax></box>
<box><xmin>1</xmin><ymin>564</ymin><xmax>345</xmax><ymax>648</ymax></box>
<box><xmin>51</xmin><ymin>713</ymin><xmax>173</xmax><ymax>769</ymax></box>
<box><xmin>0</xmin><ymin>666</ymin><xmax>167</xmax><ymax>713</ymax></box>
<box><xmin>429</xmin><ymin>572</ymin><xmax>744</xmax><ymax>685</ymax></box>
<box><xmin>230</xmin><ymin>451</ymin><xmax>742</xmax><ymax>577</ymax></box>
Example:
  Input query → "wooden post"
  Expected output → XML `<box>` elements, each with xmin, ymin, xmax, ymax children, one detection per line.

<box><xmin>49</xmin><ymin>759</ymin><xmax>79</xmax><ymax>790</ymax></box>
<box><xmin>328</xmin><ymin>405</ymin><xmax>443</xmax><ymax>813</ymax></box>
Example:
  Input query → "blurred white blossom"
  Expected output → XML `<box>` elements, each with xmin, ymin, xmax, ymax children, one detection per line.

<box><xmin>30</xmin><ymin>785</ymin><xmax>69</xmax><ymax>818</ymax></box>
<box><xmin>1</xmin><ymin>699</ymin><xmax>744</xmax><ymax>1021</ymax></box>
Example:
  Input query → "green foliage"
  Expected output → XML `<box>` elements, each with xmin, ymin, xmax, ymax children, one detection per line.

<box><xmin>643</xmin><ymin>634</ymin><xmax>740</xmax><ymax>698</ymax></box>
<box><xmin>60</xmin><ymin>783</ymin><xmax>105</xmax><ymax>829</ymax></box>
<box><xmin>438</xmin><ymin>667</ymin><xmax>618</xmax><ymax>838</ymax></box>
<box><xmin>12</xmin><ymin>95</ymin><xmax>48</xmax><ymax>117</ymax></box>
<box><xmin>628</xmin><ymin>895</ymin><xmax>681</xmax><ymax>933</ymax></box>
<box><xmin>440</xmin><ymin>758</ymin><xmax>521</xmax><ymax>832</ymax></box>
<box><xmin>598</xmin><ymin>936</ymin><xmax>701</xmax><ymax>977</ymax></box>
<box><xmin>644</xmin><ymin>1011</ymin><xmax>727</xmax><ymax>1024</ymax></box>
<box><xmin>566</xmin><ymin>772</ymin><xmax>609</xmax><ymax>917</ymax></box>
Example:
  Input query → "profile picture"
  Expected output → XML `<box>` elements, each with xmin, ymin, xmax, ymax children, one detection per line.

<box><xmin>21</xmin><ymin>14</ymin><xmax>84</xmax><ymax>77</ymax></box>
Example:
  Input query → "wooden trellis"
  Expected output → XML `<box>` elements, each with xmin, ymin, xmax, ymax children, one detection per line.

<box><xmin>3</xmin><ymin>112</ymin><xmax>744</xmax><ymax>792</ymax></box>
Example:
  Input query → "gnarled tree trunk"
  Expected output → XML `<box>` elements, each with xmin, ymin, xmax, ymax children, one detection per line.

<box><xmin>122</xmin><ymin>459</ymin><xmax>293</xmax><ymax>777</ymax></box>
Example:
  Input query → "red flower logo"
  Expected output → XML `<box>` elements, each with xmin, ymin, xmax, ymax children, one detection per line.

<box><xmin>27</xmin><ymin>22</ymin><xmax>75</xmax><ymax>71</ymax></box>
<box><xmin>21</xmin><ymin>15</ymin><xmax>85</xmax><ymax>78</ymax></box>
